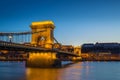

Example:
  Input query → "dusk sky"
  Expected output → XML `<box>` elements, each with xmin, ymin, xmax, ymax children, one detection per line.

<box><xmin>0</xmin><ymin>0</ymin><xmax>120</xmax><ymax>46</ymax></box>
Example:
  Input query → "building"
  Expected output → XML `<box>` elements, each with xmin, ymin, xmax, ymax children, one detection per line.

<box><xmin>81</xmin><ymin>42</ymin><xmax>120</xmax><ymax>61</ymax></box>
<box><xmin>81</xmin><ymin>42</ymin><xmax>120</xmax><ymax>54</ymax></box>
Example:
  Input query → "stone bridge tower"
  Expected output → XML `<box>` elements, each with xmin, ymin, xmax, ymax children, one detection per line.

<box><xmin>30</xmin><ymin>21</ymin><xmax>55</xmax><ymax>49</ymax></box>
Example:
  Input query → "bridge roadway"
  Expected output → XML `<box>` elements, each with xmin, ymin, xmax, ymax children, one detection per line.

<box><xmin>0</xmin><ymin>41</ymin><xmax>79</xmax><ymax>57</ymax></box>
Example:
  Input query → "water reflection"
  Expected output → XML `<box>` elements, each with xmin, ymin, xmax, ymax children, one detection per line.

<box><xmin>1</xmin><ymin>61</ymin><xmax>120</xmax><ymax>80</ymax></box>
<box><xmin>26</xmin><ymin>68</ymin><xmax>61</xmax><ymax>80</ymax></box>
<box><xmin>26</xmin><ymin>62</ymin><xmax>83</xmax><ymax>80</ymax></box>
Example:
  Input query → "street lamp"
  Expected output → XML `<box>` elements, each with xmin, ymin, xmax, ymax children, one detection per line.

<box><xmin>8</xmin><ymin>35</ymin><xmax>13</xmax><ymax>42</ymax></box>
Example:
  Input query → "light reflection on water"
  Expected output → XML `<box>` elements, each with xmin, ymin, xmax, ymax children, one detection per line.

<box><xmin>26</xmin><ymin>62</ymin><xmax>82</xmax><ymax>80</ymax></box>
<box><xmin>0</xmin><ymin>61</ymin><xmax>120</xmax><ymax>80</ymax></box>
<box><xmin>26</xmin><ymin>68</ymin><xmax>60</xmax><ymax>80</ymax></box>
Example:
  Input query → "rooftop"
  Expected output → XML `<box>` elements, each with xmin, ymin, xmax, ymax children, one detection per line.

<box><xmin>31</xmin><ymin>20</ymin><xmax>54</xmax><ymax>26</ymax></box>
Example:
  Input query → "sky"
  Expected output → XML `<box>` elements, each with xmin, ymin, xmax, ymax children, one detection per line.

<box><xmin>0</xmin><ymin>0</ymin><xmax>120</xmax><ymax>46</ymax></box>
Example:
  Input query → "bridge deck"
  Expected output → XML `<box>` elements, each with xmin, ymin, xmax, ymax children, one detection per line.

<box><xmin>0</xmin><ymin>41</ymin><xmax>79</xmax><ymax>57</ymax></box>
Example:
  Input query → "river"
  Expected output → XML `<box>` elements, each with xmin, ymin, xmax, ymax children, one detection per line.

<box><xmin>0</xmin><ymin>61</ymin><xmax>120</xmax><ymax>80</ymax></box>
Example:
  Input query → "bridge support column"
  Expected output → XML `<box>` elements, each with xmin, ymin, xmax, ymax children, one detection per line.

<box><xmin>26</xmin><ymin>52</ymin><xmax>61</xmax><ymax>68</ymax></box>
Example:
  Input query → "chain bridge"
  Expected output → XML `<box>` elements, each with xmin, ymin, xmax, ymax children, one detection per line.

<box><xmin>0</xmin><ymin>21</ymin><xmax>81</xmax><ymax>67</ymax></box>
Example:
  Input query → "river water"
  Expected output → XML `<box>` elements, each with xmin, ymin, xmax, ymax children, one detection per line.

<box><xmin>0</xmin><ymin>61</ymin><xmax>120</xmax><ymax>80</ymax></box>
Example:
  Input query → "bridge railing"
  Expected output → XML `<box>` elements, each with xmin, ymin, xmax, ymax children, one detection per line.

<box><xmin>0</xmin><ymin>40</ymin><xmax>50</xmax><ymax>51</ymax></box>
<box><xmin>0</xmin><ymin>40</ymin><xmax>80</xmax><ymax>57</ymax></box>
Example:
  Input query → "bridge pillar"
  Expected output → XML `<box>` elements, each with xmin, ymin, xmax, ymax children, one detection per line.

<box><xmin>30</xmin><ymin>21</ymin><xmax>55</xmax><ymax>49</ymax></box>
<box><xmin>26</xmin><ymin>52</ymin><xmax>61</xmax><ymax>68</ymax></box>
<box><xmin>72</xmin><ymin>46</ymin><xmax>82</xmax><ymax>61</ymax></box>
